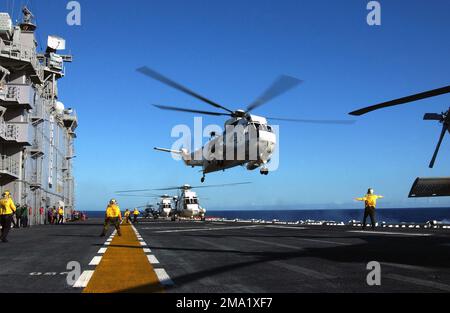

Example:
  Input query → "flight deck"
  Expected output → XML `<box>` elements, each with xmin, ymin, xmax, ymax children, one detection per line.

<box><xmin>1</xmin><ymin>218</ymin><xmax>450</xmax><ymax>293</ymax></box>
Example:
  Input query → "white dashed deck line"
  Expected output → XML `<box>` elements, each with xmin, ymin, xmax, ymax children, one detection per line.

<box><xmin>97</xmin><ymin>247</ymin><xmax>107</xmax><ymax>254</ymax></box>
<box><xmin>270</xmin><ymin>261</ymin><xmax>337</xmax><ymax>280</ymax></box>
<box><xmin>89</xmin><ymin>256</ymin><xmax>102</xmax><ymax>266</ymax></box>
<box><xmin>348</xmin><ymin>230</ymin><xmax>432</xmax><ymax>237</ymax></box>
<box><xmin>383</xmin><ymin>262</ymin><xmax>435</xmax><ymax>273</ymax></box>
<box><xmin>147</xmin><ymin>255</ymin><xmax>160</xmax><ymax>264</ymax></box>
<box><xmin>104</xmin><ymin>241</ymin><xmax>110</xmax><ymax>246</ymax></box>
<box><xmin>386</xmin><ymin>274</ymin><xmax>450</xmax><ymax>292</ymax></box>
<box><xmin>154</xmin><ymin>269</ymin><xmax>174</xmax><ymax>286</ymax></box>
<box><xmin>132</xmin><ymin>225</ymin><xmax>174</xmax><ymax>286</ymax></box>
<box><xmin>153</xmin><ymin>225</ymin><xmax>263</xmax><ymax>233</ymax></box>
<box><xmin>265</xmin><ymin>225</ymin><xmax>307</xmax><ymax>230</ymax></box>
<box><xmin>239</xmin><ymin>237</ymin><xmax>305</xmax><ymax>250</ymax></box>
<box><xmin>73</xmin><ymin>270</ymin><xmax>94</xmax><ymax>288</ymax></box>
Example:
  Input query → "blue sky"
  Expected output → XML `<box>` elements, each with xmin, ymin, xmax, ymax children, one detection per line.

<box><xmin>2</xmin><ymin>0</ymin><xmax>450</xmax><ymax>211</ymax></box>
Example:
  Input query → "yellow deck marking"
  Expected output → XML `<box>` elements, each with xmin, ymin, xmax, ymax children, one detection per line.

<box><xmin>83</xmin><ymin>224</ymin><xmax>163</xmax><ymax>293</ymax></box>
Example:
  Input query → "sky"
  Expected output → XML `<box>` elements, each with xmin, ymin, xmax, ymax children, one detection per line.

<box><xmin>2</xmin><ymin>0</ymin><xmax>450</xmax><ymax>211</ymax></box>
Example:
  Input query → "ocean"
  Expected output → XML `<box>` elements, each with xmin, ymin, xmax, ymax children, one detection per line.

<box><xmin>84</xmin><ymin>207</ymin><xmax>450</xmax><ymax>224</ymax></box>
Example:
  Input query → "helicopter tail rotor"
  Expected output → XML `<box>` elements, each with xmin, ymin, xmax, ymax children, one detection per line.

<box><xmin>429</xmin><ymin>124</ymin><xmax>447</xmax><ymax>168</ymax></box>
<box><xmin>423</xmin><ymin>113</ymin><xmax>444</xmax><ymax>121</ymax></box>
<box><xmin>423</xmin><ymin>109</ymin><xmax>449</xmax><ymax>168</ymax></box>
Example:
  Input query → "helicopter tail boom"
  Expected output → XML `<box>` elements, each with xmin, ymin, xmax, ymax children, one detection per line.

<box><xmin>154</xmin><ymin>147</ymin><xmax>183</xmax><ymax>154</ymax></box>
<box><xmin>154</xmin><ymin>147</ymin><xmax>202</xmax><ymax>167</ymax></box>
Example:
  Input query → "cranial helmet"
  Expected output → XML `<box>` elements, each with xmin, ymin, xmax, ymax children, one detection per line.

<box><xmin>110</xmin><ymin>199</ymin><xmax>117</xmax><ymax>205</ymax></box>
<box><xmin>368</xmin><ymin>188</ymin><xmax>374</xmax><ymax>194</ymax></box>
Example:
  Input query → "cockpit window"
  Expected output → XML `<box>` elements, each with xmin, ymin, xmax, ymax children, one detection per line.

<box><xmin>184</xmin><ymin>198</ymin><xmax>199</xmax><ymax>205</ymax></box>
<box><xmin>254</xmin><ymin>123</ymin><xmax>272</xmax><ymax>132</ymax></box>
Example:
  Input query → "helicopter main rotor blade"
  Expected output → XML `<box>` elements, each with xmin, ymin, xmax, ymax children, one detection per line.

<box><xmin>152</xmin><ymin>187</ymin><xmax>185</xmax><ymax>191</ymax></box>
<box><xmin>267</xmin><ymin>117</ymin><xmax>356</xmax><ymax>124</ymax></box>
<box><xmin>115</xmin><ymin>194</ymin><xmax>160</xmax><ymax>198</ymax></box>
<box><xmin>153</xmin><ymin>182</ymin><xmax>252</xmax><ymax>191</ymax></box>
<box><xmin>188</xmin><ymin>182</ymin><xmax>252</xmax><ymax>189</ymax></box>
<box><xmin>429</xmin><ymin>124</ymin><xmax>448</xmax><ymax>168</ymax></box>
<box><xmin>246</xmin><ymin>75</ymin><xmax>302</xmax><ymax>113</ymax></box>
<box><xmin>115</xmin><ymin>189</ymin><xmax>155</xmax><ymax>193</ymax></box>
<box><xmin>349</xmin><ymin>85</ymin><xmax>450</xmax><ymax>116</ymax></box>
<box><xmin>119</xmin><ymin>182</ymin><xmax>252</xmax><ymax>193</ymax></box>
<box><xmin>137</xmin><ymin>66</ymin><xmax>234</xmax><ymax>114</ymax></box>
<box><xmin>153</xmin><ymin>104</ymin><xmax>231</xmax><ymax>117</ymax></box>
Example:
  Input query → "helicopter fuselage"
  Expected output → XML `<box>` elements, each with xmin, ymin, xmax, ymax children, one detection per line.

<box><xmin>173</xmin><ymin>190</ymin><xmax>206</xmax><ymax>219</ymax></box>
<box><xmin>178</xmin><ymin>114</ymin><xmax>276</xmax><ymax>178</ymax></box>
<box><xmin>157</xmin><ymin>197</ymin><xmax>173</xmax><ymax>218</ymax></box>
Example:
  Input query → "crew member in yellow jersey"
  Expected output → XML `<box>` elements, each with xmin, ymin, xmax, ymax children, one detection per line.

<box><xmin>100</xmin><ymin>199</ymin><xmax>122</xmax><ymax>237</ymax></box>
<box><xmin>0</xmin><ymin>190</ymin><xmax>17</xmax><ymax>243</ymax></box>
<box><xmin>355</xmin><ymin>188</ymin><xmax>384</xmax><ymax>230</ymax></box>
<box><xmin>124</xmin><ymin>209</ymin><xmax>130</xmax><ymax>224</ymax></box>
<box><xmin>132</xmin><ymin>208</ymin><xmax>140</xmax><ymax>224</ymax></box>
<box><xmin>57</xmin><ymin>206</ymin><xmax>64</xmax><ymax>224</ymax></box>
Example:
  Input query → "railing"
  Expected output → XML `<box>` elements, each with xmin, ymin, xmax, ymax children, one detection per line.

<box><xmin>0</xmin><ymin>119</ymin><xmax>18</xmax><ymax>141</ymax></box>
<box><xmin>43</xmin><ymin>54</ymin><xmax>65</xmax><ymax>75</ymax></box>
<box><xmin>6</xmin><ymin>123</ymin><xmax>18</xmax><ymax>139</ymax></box>
<box><xmin>0</xmin><ymin>155</ymin><xmax>19</xmax><ymax>177</ymax></box>
<box><xmin>0</xmin><ymin>39</ymin><xmax>44</xmax><ymax>81</ymax></box>
<box><xmin>63</xmin><ymin>109</ymin><xmax>78</xmax><ymax>130</ymax></box>
<box><xmin>0</xmin><ymin>84</ymin><xmax>20</xmax><ymax>102</ymax></box>
<box><xmin>0</xmin><ymin>84</ymin><xmax>6</xmax><ymax>100</ymax></box>
<box><xmin>0</xmin><ymin>84</ymin><xmax>36</xmax><ymax>109</ymax></box>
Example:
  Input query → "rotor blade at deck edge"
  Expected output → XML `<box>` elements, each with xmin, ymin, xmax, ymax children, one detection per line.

<box><xmin>349</xmin><ymin>85</ymin><xmax>450</xmax><ymax>116</ymax></box>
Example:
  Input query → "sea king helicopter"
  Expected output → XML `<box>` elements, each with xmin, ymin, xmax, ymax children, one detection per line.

<box><xmin>349</xmin><ymin>84</ymin><xmax>450</xmax><ymax>197</ymax></box>
<box><xmin>137</xmin><ymin>67</ymin><xmax>354</xmax><ymax>182</ymax></box>
<box><xmin>116</xmin><ymin>182</ymin><xmax>249</xmax><ymax>221</ymax></box>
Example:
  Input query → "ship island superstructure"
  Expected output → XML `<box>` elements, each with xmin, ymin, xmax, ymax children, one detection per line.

<box><xmin>0</xmin><ymin>7</ymin><xmax>77</xmax><ymax>225</ymax></box>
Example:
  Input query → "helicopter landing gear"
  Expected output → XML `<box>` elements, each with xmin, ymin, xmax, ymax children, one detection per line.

<box><xmin>201</xmin><ymin>173</ymin><xmax>205</xmax><ymax>183</ymax></box>
<box><xmin>260</xmin><ymin>167</ymin><xmax>269</xmax><ymax>175</ymax></box>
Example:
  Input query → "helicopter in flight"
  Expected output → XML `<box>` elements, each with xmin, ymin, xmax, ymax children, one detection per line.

<box><xmin>137</xmin><ymin>67</ymin><xmax>354</xmax><ymax>182</ymax></box>
<box><xmin>116</xmin><ymin>182</ymin><xmax>250</xmax><ymax>221</ymax></box>
<box><xmin>349</xmin><ymin>85</ymin><xmax>450</xmax><ymax>168</ymax></box>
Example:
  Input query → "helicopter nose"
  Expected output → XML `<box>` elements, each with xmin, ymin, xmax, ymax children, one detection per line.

<box><xmin>259</xmin><ymin>130</ymin><xmax>276</xmax><ymax>144</ymax></box>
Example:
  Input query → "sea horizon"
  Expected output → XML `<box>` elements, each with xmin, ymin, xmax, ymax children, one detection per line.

<box><xmin>81</xmin><ymin>207</ymin><xmax>450</xmax><ymax>224</ymax></box>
